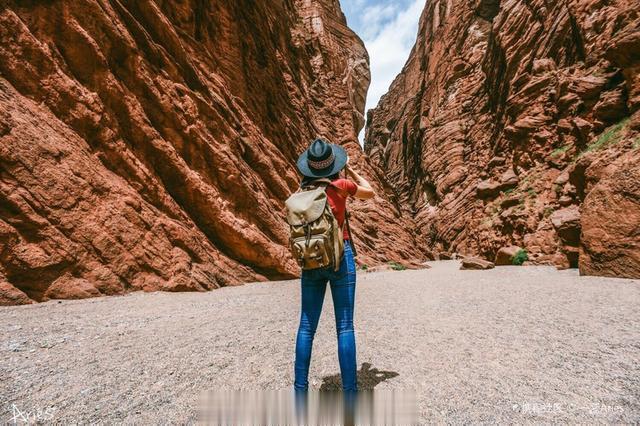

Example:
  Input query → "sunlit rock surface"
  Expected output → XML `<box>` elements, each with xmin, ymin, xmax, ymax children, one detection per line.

<box><xmin>365</xmin><ymin>0</ymin><xmax>640</xmax><ymax>277</ymax></box>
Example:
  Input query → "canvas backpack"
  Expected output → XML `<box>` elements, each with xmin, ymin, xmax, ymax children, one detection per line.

<box><xmin>285</xmin><ymin>179</ymin><xmax>344</xmax><ymax>271</ymax></box>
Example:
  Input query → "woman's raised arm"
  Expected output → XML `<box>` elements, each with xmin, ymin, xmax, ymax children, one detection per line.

<box><xmin>345</xmin><ymin>161</ymin><xmax>375</xmax><ymax>200</ymax></box>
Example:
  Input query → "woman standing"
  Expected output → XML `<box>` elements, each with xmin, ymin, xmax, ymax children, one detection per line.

<box><xmin>293</xmin><ymin>138</ymin><xmax>374</xmax><ymax>392</ymax></box>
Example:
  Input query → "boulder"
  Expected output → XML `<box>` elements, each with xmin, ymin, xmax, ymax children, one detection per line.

<box><xmin>500</xmin><ymin>169</ymin><xmax>519</xmax><ymax>189</ymax></box>
<box><xmin>476</xmin><ymin>180</ymin><xmax>502</xmax><ymax>199</ymax></box>
<box><xmin>460</xmin><ymin>258</ymin><xmax>495</xmax><ymax>270</ymax></box>
<box><xmin>495</xmin><ymin>246</ymin><xmax>523</xmax><ymax>266</ymax></box>
<box><xmin>0</xmin><ymin>281</ymin><xmax>33</xmax><ymax>306</ymax></box>
<box><xmin>44</xmin><ymin>275</ymin><xmax>102</xmax><ymax>301</ymax></box>
<box><xmin>593</xmin><ymin>89</ymin><xmax>628</xmax><ymax>124</ymax></box>
<box><xmin>550</xmin><ymin>207</ymin><xmax>581</xmax><ymax>245</ymax></box>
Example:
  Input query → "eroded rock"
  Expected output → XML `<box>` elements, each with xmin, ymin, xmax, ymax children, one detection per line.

<box><xmin>0</xmin><ymin>0</ymin><xmax>424</xmax><ymax>303</ymax></box>
<box><xmin>580</xmin><ymin>150</ymin><xmax>640</xmax><ymax>279</ymax></box>
<box><xmin>365</xmin><ymin>0</ymin><xmax>640</xmax><ymax>275</ymax></box>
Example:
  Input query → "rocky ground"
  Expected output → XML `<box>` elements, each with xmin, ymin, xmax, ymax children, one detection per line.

<box><xmin>1</xmin><ymin>261</ymin><xmax>638</xmax><ymax>424</ymax></box>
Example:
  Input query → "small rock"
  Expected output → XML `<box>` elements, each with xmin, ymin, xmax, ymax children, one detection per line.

<box><xmin>501</xmin><ymin>195</ymin><xmax>520</xmax><ymax>209</ymax></box>
<box><xmin>460</xmin><ymin>258</ymin><xmax>495</xmax><ymax>270</ymax></box>
<box><xmin>558</xmin><ymin>195</ymin><xmax>573</xmax><ymax>207</ymax></box>
<box><xmin>571</xmin><ymin>117</ymin><xmax>593</xmax><ymax>141</ymax></box>
<box><xmin>532</xmin><ymin>58</ymin><xmax>557</xmax><ymax>74</ymax></box>
<box><xmin>554</xmin><ymin>172</ymin><xmax>570</xmax><ymax>186</ymax></box>
<box><xmin>557</xmin><ymin>119</ymin><xmax>573</xmax><ymax>133</ymax></box>
<box><xmin>562</xmin><ymin>182</ymin><xmax>577</xmax><ymax>196</ymax></box>
<box><xmin>476</xmin><ymin>180</ymin><xmax>501</xmax><ymax>199</ymax></box>
<box><xmin>397</xmin><ymin>259</ymin><xmax>431</xmax><ymax>270</ymax></box>
<box><xmin>551</xmin><ymin>252</ymin><xmax>571</xmax><ymax>270</ymax></box>
<box><xmin>488</xmin><ymin>156</ymin><xmax>506</xmax><ymax>168</ymax></box>
<box><xmin>438</xmin><ymin>252</ymin><xmax>453</xmax><ymax>260</ymax></box>
<box><xmin>500</xmin><ymin>169</ymin><xmax>519</xmax><ymax>188</ymax></box>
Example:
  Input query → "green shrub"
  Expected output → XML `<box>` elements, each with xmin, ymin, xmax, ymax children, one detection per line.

<box><xmin>388</xmin><ymin>261</ymin><xmax>407</xmax><ymax>271</ymax></box>
<box><xmin>551</xmin><ymin>145</ymin><xmax>570</xmax><ymax>157</ymax></box>
<box><xmin>582</xmin><ymin>118</ymin><xmax>630</xmax><ymax>154</ymax></box>
<box><xmin>360</xmin><ymin>264</ymin><xmax>368</xmax><ymax>271</ymax></box>
<box><xmin>512</xmin><ymin>249</ymin><xmax>529</xmax><ymax>266</ymax></box>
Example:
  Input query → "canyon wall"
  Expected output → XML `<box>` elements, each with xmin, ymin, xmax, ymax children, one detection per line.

<box><xmin>366</xmin><ymin>0</ymin><xmax>640</xmax><ymax>277</ymax></box>
<box><xmin>0</xmin><ymin>0</ymin><xmax>422</xmax><ymax>305</ymax></box>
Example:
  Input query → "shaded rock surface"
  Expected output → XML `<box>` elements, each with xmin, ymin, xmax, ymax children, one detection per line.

<box><xmin>0</xmin><ymin>0</ymin><xmax>424</xmax><ymax>303</ymax></box>
<box><xmin>365</xmin><ymin>0</ymin><xmax>640</xmax><ymax>276</ymax></box>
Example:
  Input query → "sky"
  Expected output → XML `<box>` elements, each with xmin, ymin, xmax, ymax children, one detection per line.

<box><xmin>341</xmin><ymin>0</ymin><xmax>425</xmax><ymax>139</ymax></box>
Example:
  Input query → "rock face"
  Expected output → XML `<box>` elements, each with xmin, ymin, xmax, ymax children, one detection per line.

<box><xmin>365</xmin><ymin>0</ymin><xmax>640</xmax><ymax>277</ymax></box>
<box><xmin>580</xmin><ymin>150</ymin><xmax>640</xmax><ymax>279</ymax></box>
<box><xmin>0</xmin><ymin>0</ymin><xmax>423</xmax><ymax>304</ymax></box>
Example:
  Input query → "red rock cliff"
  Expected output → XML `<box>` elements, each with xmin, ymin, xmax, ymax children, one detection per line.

<box><xmin>0</xmin><ymin>0</ymin><xmax>423</xmax><ymax>304</ymax></box>
<box><xmin>365</xmin><ymin>0</ymin><xmax>640</xmax><ymax>277</ymax></box>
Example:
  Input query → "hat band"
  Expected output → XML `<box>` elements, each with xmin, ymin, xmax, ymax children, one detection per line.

<box><xmin>308</xmin><ymin>153</ymin><xmax>335</xmax><ymax>170</ymax></box>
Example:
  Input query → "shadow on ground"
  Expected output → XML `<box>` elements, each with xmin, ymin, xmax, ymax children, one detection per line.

<box><xmin>320</xmin><ymin>362</ymin><xmax>399</xmax><ymax>390</ymax></box>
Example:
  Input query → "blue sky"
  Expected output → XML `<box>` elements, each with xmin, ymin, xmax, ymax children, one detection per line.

<box><xmin>341</xmin><ymin>0</ymin><xmax>425</xmax><ymax>118</ymax></box>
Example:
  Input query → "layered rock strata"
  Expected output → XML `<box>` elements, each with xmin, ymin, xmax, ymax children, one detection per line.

<box><xmin>366</xmin><ymin>0</ymin><xmax>640</xmax><ymax>277</ymax></box>
<box><xmin>0</xmin><ymin>0</ymin><xmax>423</xmax><ymax>304</ymax></box>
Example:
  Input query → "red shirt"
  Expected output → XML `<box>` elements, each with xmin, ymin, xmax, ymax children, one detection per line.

<box><xmin>325</xmin><ymin>178</ymin><xmax>358</xmax><ymax>240</ymax></box>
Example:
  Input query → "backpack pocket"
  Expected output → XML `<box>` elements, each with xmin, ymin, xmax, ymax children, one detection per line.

<box><xmin>291</xmin><ymin>235</ymin><xmax>333</xmax><ymax>270</ymax></box>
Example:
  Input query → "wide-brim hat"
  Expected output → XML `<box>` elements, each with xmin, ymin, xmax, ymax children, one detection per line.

<box><xmin>296</xmin><ymin>138</ymin><xmax>348</xmax><ymax>178</ymax></box>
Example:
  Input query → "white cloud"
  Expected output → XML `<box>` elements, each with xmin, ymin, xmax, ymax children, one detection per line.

<box><xmin>363</xmin><ymin>0</ymin><xmax>425</xmax><ymax>114</ymax></box>
<box><xmin>359</xmin><ymin>4</ymin><xmax>398</xmax><ymax>39</ymax></box>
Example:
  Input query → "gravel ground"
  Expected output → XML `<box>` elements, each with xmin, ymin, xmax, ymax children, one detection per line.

<box><xmin>1</xmin><ymin>261</ymin><xmax>639</xmax><ymax>424</ymax></box>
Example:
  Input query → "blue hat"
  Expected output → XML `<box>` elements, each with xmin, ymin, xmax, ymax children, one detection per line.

<box><xmin>296</xmin><ymin>138</ymin><xmax>348</xmax><ymax>178</ymax></box>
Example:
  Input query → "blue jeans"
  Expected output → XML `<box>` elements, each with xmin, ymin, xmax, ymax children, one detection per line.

<box><xmin>294</xmin><ymin>241</ymin><xmax>357</xmax><ymax>392</ymax></box>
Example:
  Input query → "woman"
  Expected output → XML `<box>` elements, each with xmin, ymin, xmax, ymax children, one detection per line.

<box><xmin>293</xmin><ymin>138</ymin><xmax>374</xmax><ymax>393</ymax></box>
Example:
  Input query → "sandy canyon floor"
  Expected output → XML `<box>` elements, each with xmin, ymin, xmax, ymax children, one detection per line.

<box><xmin>1</xmin><ymin>261</ymin><xmax>639</xmax><ymax>424</ymax></box>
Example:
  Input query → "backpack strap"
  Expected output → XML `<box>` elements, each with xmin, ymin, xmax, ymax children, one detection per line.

<box><xmin>344</xmin><ymin>210</ymin><xmax>357</xmax><ymax>258</ymax></box>
<box><xmin>307</xmin><ymin>179</ymin><xmax>358</xmax><ymax>258</ymax></box>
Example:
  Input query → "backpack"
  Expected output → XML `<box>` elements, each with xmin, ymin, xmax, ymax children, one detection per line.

<box><xmin>285</xmin><ymin>179</ymin><xmax>344</xmax><ymax>271</ymax></box>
